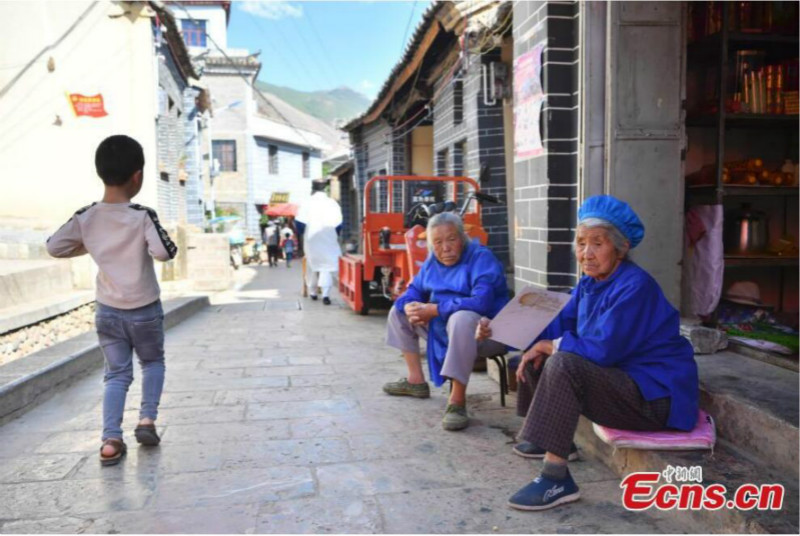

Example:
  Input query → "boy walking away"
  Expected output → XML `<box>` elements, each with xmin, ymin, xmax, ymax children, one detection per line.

<box><xmin>281</xmin><ymin>233</ymin><xmax>296</xmax><ymax>268</ymax></box>
<box><xmin>46</xmin><ymin>135</ymin><xmax>177</xmax><ymax>466</ymax></box>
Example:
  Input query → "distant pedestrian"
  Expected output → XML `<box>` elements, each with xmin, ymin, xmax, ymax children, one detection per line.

<box><xmin>281</xmin><ymin>233</ymin><xmax>296</xmax><ymax>268</ymax></box>
<box><xmin>46</xmin><ymin>135</ymin><xmax>177</xmax><ymax>466</ymax></box>
<box><xmin>263</xmin><ymin>219</ymin><xmax>281</xmax><ymax>267</ymax></box>
<box><xmin>296</xmin><ymin>179</ymin><xmax>342</xmax><ymax>305</ymax></box>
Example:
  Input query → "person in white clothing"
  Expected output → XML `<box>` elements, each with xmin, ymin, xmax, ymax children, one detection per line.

<box><xmin>295</xmin><ymin>179</ymin><xmax>342</xmax><ymax>305</ymax></box>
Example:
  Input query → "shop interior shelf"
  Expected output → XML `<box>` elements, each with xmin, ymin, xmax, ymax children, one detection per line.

<box><xmin>686</xmin><ymin>114</ymin><xmax>799</xmax><ymax>128</ymax></box>
<box><xmin>688</xmin><ymin>31</ymin><xmax>799</xmax><ymax>60</ymax></box>
<box><xmin>724</xmin><ymin>254</ymin><xmax>799</xmax><ymax>267</ymax></box>
<box><xmin>687</xmin><ymin>185</ymin><xmax>799</xmax><ymax>198</ymax></box>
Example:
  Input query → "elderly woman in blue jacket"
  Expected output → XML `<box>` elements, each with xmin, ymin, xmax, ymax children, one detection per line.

<box><xmin>384</xmin><ymin>212</ymin><xmax>509</xmax><ymax>431</ymax></box>
<box><xmin>478</xmin><ymin>195</ymin><xmax>698</xmax><ymax>511</ymax></box>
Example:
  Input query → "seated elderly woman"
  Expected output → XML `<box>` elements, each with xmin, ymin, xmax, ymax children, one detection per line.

<box><xmin>477</xmin><ymin>195</ymin><xmax>698</xmax><ymax>511</ymax></box>
<box><xmin>383</xmin><ymin>212</ymin><xmax>509</xmax><ymax>431</ymax></box>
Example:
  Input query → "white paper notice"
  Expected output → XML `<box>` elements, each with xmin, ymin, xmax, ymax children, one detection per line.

<box><xmin>488</xmin><ymin>286</ymin><xmax>572</xmax><ymax>350</ymax></box>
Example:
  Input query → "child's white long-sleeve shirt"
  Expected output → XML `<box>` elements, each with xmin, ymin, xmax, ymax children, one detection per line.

<box><xmin>46</xmin><ymin>202</ymin><xmax>177</xmax><ymax>309</ymax></box>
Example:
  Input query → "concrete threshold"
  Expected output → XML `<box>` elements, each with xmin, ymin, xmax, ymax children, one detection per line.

<box><xmin>696</xmin><ymin>351</ymin><xmax>799</xmax><ymax>478</ymax></box>
<box><xmin>0</xmin><ymin>296</ymin><xmax>209</xmax><ymax>423</ymax></box>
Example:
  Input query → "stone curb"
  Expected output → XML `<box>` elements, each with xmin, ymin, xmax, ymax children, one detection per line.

<box><xmin>0</xmin><ymin>296</ymin><xmax>209</xmax><ymax>423</ymax></box>
<box><xmin>0</xmin><ymin>291</ymin><xmax>95</xmax><ymax>335</ymax></box>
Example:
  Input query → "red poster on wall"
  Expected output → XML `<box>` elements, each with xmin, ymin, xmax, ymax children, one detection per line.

<box><xmin>67</xmin><ymin>93</ymin><xmax>108</xmax><ymax>117</ymax></box>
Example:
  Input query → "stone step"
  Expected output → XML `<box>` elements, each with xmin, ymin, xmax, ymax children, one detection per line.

<box><xmin>487</xmin><ymin>350</ymin><xmax>798</xmax><ymax>478</ymax></box>
<box><xmin>0</xmin><ymin>226</ymin><xmax>53</xmax><ymax>261</ymax></box>
<box><xmin>0</xmin><ymin>290</ymin><xmax>95</xmax><ymax>335</ymax></box>
<box><xmin>696</xmin><ymin>351</ymin><xmax>799</xmax><ymax>479</ymax></box>
<box><xmin>576</xmin><ymin>418</ymin><xmax>799</xmax><ymax>533</ymax></box>
<box><xmin>0</xmin><ymin>260</ymin><xmax>74</xmax><ymax>307</ymax></box>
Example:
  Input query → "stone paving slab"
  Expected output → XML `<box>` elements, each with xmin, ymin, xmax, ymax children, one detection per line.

<box><xmin>0</xmin><ymin>264</ymin><xmax>677</xmax><ymax>533</ymax></box>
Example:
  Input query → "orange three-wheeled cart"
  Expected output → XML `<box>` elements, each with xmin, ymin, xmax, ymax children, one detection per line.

<box><xmin>338</xmin><ymin>175</ymin><xmax>499</xmax><ymax>315</ymax></box>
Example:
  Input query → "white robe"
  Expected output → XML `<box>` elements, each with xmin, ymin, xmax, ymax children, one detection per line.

<box><xmin>296</xmin><ymin>192</ymin><xmax>342</xmax><ymax>273</ymax></box>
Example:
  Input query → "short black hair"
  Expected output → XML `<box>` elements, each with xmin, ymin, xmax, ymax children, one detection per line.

<box><xmin>95</xmin><ymin>135</ymin><xmax>144</xmax><ymax>186</ymax></box>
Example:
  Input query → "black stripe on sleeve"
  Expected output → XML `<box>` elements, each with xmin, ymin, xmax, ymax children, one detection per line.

<box><xmin>130</xmin><ymin>204</ymin><xmax>178</xmax><ymax>259</ymax></box>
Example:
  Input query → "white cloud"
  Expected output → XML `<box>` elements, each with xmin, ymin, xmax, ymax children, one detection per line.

<box><xmin>359</xmin><ymin>80</ymin><xmax>377</xmax><ymax>97</ymax></box>
<box><xmin>239</xmin><ymin>1</ymin><xmax>303</xmax><ymax>20</ymax></box>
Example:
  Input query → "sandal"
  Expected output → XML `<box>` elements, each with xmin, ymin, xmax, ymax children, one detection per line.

<box><xmin>99</xmin><ymin>438</ymin><xmax>127</xmax><ymax>466</ymax></box>
<box><xmin>134</xmin><ymin>423</ymin><xmax>161</xmax><ymax>446</ymax></box>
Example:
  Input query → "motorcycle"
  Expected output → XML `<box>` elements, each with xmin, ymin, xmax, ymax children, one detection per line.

<box><xmin>242</xmin><ymin>238</ymin><xmax>264</xmax><ymax>265</ymax></box>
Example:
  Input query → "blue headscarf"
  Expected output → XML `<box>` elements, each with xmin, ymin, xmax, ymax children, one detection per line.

<box><xmin>578</xmin><ymin>195</ymin><xmax>645</xmax><ymax>249</ymax></box>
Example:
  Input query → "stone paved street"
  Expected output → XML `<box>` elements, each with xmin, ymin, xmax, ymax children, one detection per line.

<box><xmin>0</xmin><ymin>263</ymin><xmax>674</xmax><ymax>533</ymax></box>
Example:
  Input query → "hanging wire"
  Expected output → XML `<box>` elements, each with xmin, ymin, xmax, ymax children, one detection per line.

<box><xmin>174</xmin><ymin>4</ymin><xmax>318</xmax><ymax>151</ymax></box>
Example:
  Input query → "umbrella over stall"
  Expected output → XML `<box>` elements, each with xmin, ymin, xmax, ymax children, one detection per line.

<box><xmin>265</xmin><ymin>203</ymin><xmax>298</xmax><ymax>218</ymax></box>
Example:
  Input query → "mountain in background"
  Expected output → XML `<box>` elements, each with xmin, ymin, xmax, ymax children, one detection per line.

<box><xmin>254</xmin><ymin>81</ymin><xmax>371</xmax><ymax>126</ymax></box>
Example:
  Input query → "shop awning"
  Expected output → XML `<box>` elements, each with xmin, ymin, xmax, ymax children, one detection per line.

<box><xmin>265</xmin><ymin>203</ymin><xmax>298</xmax><ymax>217</ymax></box>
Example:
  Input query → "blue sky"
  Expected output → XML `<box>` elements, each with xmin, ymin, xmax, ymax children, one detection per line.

<box><xmin>228</xmin><ymin>1</ymin><xmax>427</xmax><ymax>98</ymax></box>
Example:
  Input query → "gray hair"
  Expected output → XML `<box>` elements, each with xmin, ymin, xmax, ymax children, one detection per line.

<box><xmin>426</xmin><ymin>212</ymin><xmax>469</xmax><ymax>252</ymax></box>
<box><xmin>576</xmin><ymin>217</ymin><xmax>630</xmax><ymax>257</ymax></box>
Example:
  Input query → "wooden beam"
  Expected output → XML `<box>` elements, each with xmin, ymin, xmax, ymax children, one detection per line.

<box><xmin>425</xmin><ymin>45</ymin><xmax>461</xmax><ymax>86</ymax></box>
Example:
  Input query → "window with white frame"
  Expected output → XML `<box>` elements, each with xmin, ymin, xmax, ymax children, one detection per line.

<box><xmin>180</xmin><ymin>19</ymin><xmax>206</xmax><ymax>48</ymax></box>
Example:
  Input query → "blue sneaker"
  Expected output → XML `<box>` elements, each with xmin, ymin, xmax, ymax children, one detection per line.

<box><xmin>508</xmin><ymin>470</ymin><xmax>581</xmax><ymax>511</ymax></box>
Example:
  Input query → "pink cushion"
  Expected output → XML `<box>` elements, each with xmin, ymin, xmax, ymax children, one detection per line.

<box><xmin>592</xmin><ymin>410</ymin><xmax>716</xmax><ymax>450</ymax></box>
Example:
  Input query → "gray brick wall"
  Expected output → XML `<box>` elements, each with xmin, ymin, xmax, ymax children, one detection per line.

<box><xmin>337</xmin><ymin>169</ymin><xmax>357</xmax><ymax>245</ymax></box>
<box><xmin>432</xmin><ymin>50</ymin><xmax>510</xmax><ymax>267</ymax></box>
<box><xmin>512</xmin><ymin>1</ymin><xmax>581</xmax><ymax>293</ymax></box>
<box><xmin>183</xmin><ymin>88</ymin><xmax>205</xmax><ymax>227</ymax></box>
<box><xmin>156</xmin><ymin>44</ymin><xmax>188</xmax><ymax>226</ymax></box>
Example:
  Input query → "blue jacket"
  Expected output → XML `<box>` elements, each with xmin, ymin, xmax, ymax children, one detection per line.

<box><xmin>395</xmin><ymin>240</ymin><xmax>509</xmax><ymax>386</ymax></box>
<box><xmin>539</xmin><ymin>261</ymin><xmax>698</xmax><ymax>431</ymax></box>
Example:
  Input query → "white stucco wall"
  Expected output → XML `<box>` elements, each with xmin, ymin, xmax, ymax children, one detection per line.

<box><xmin>0</xmin><ymin>1</ymin><xmax>158</xmax><ymax>229</ymax></box>
<box><xmin>173</xmin><ymin>4</ymin><xmax>228</xmax><ymax>54</ymax></box>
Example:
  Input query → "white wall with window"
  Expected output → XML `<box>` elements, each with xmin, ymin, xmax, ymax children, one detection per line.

<box><xmin>173</xmin><ymin>4</ymin><xmax>228</xmax><ymax>53</ymax></box>
<box><xmin>247</xmin><ymin>136</ymin><xmax>322</xmax><ymax>236</ymax></box>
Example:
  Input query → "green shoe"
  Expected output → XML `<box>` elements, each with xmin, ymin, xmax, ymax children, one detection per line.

<box><xmin>442</xmin><ymin>403</ymin><xmax>469</xmax><ymax>431</ymax></box>
<box><xmin>382</xmin><ymin>378</ymin><xmax>430</xmax><ymax>398</ymax></box>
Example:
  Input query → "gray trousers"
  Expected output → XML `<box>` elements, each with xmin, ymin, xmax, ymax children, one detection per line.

<box><xmin>516</xmin><ymin>351</ymin><xmax>671</xmax><ymax>459</ymax></box>
<box><xmin>385</xmin><ymin>305</ymin><xmax>506</xmax><ymax>385</ymax></box>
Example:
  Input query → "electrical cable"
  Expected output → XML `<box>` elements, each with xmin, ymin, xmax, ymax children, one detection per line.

<box><xmin>241</xmin><ymin>10</ymin><xmax>307</xmax><ymax>87</ymax></box>
<box><xmin>174</xmin><ymin>4</ymin><xmax>318</xmax><ymax>151</ymax></box>
<box><xmin>475</xmin><ymin>7</ymin><xmax>513</xmax><ymax>54</ymax></box>
<box><xmin>388</xmin><ymin>105</ymin><xmax>431</xmax><ymax>141</ymax></box>
<box><xmin>288</xmin><ymin>15</ymin><xmax>338</xmax><ymax>84</ymax></box>
<box><xmin>304</xmin><ymin>7</ymin><xmax>340</xmax><ymax>83</ymax></box>
<box><xmin>258</xmin><ymin>9</ymin><xmax>329</xmax><ymax>90</ymax></box>
<box><xmin>399</xmin><ymin>0</ymin><xmax>418</xmax><ymax>57</ymax></box>
<box><xmin>0</xmin><ymin>1</ymin><xmax>98</xmax><ymax>99</ymax></box>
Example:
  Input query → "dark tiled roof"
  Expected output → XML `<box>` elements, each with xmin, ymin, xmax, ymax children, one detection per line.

<box><xmin>343</xmin><ymin>1</ymin><xmax>446</xmax><ymax>131</ymax></box>
<box><xmin>151</xmin><ymin>2</ymin><xmax>199</xmax><ymax>82</ymax></box>
<box><xmin>330</xmin><ymin>159</ymin><xmax>354</xmax><ymax>177</ymax></box>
